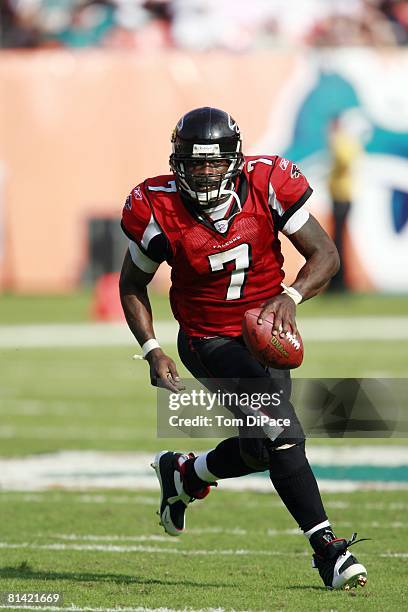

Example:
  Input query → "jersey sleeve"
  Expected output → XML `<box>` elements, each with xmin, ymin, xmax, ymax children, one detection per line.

<box><xmin>121</xmin><ymin>184</ymin><xmax>170</xmax><ymax>273</ymax></box>
<box><xmin>269</xmin><ymin>157</ymin><xmax>313</xmax><ymax>231</ymax></box>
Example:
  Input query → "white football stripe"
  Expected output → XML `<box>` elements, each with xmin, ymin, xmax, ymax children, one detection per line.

<box><xmin>0</xmin><ymin>541</ymin><xmax>406</xmax><ymax>559</ymax></box>
<box><xmin>1</xmin><ymin>317</ymin><xmax>408</xmax><ymax>347</ymax></box>
<box><xmin>49</xmin><ymin>534</ymin><xmax>173</xmax><ymax>542</ymax></box>
<box><xmin>128</xmin><ymin>241</ymin><xmax>159</xmax><ymax>274</ymax></box>
<box><xmin>0</xmin><ymin>541</ymin><xmax>308</xmax><ymax>555</ymax></box>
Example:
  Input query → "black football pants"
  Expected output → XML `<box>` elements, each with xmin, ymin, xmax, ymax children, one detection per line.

<box><xmin>177</xmin><ymin>330</ymin><xmax>305</xmax><ymax>467</ymax></box>
<box><xmin>177</xmin><ymin>330</ymin><xmax>328</xmax><ymax>532</ymax></box>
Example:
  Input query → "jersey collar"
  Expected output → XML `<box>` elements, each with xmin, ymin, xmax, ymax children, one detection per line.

<box><xmin>180</xmin><ymin>174</ymin><xmax>249</xmax><ymax>236</ymax></box>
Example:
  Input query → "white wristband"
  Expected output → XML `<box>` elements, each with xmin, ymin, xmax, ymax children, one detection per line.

<box><xmin>142</xmin><ymin>339</ymin><xmax>161</xmax><ymax>358</ymax></box>
<box><xmin>281</xmin><ymin>283</ymin><xmax>303</xmax><ymax>305</ymax></box>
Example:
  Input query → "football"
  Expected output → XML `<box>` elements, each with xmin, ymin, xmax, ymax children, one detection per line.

<box><xmin>242</xmin><ymin>307</ymin><xmax>304</xmax><ymax>369</ymax></box>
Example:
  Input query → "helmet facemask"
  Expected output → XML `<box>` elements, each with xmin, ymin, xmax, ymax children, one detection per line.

<box><xmin>170</xmin><ymin>149</ymin><xmax>243</xmax><ymax>208</ymax></box>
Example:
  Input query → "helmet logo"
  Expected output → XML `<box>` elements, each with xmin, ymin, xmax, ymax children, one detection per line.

<box><xmin>176</xmin><ymin>116</ymin><xmax>184</xmax><ymax>131</ymax></box>
<box><xmin>192</xmin><ymin>143</ymin><xmax>221</xmax><ymax>155</ymax></box>
<box><xmin>227</xmin><ymin>114</ymin><xmax>240</xmax><ymax>133</ymax></box>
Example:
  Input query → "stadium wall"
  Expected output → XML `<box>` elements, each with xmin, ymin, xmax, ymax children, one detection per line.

<box><xmin>0</xmin><ymin>49</ymin><xmax>407</xmax><ymax>293</ymax></box>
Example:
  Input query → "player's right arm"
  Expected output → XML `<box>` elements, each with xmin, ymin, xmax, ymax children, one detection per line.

<box><xmin>119</xmin><ymin>184</ymin><xmax>183</xmax><ymax>393</ymax></box>
<box><xmin>119</xmin><ymin>251</ymin><xmax>182</xmax><ymax>393</ymax></box>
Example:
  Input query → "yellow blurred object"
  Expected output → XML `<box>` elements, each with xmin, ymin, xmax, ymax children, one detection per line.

<box><xmin>328</xmin><ymin>130</ymin><xmax>361</xmax><ymax>203</ymax></box>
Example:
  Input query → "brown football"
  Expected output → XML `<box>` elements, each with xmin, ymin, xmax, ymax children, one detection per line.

<box><xmin>242</xmin><ymin>307</ymin><xmax>304</xmax><ymax>369</ymax></box>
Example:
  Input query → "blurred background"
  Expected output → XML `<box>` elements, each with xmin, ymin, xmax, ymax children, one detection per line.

<box><xmin>0</xmin><ymin>0</ymin><xmax>408</xmax><ymax>448</ymax></box>
<box><xmin>0</xmin><ymin>3</ymin><xmax>407</xmax><ymax>607</ymax></box>
<box><xmin>0</xmin><ymin>0</ymin><xmax>407</xmax><ymax>435</ymax></box>
<box><xmin>0</xmin><ymin>0</ymin><xmax>407</xmax><ymax>305</ymax></box>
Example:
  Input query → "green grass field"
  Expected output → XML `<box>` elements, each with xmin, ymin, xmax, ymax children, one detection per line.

<box><xmin>0</xmin><ymin>489</ymin><xmax>407</xmax><ymax>611</ymax></box>
<box><xmin>0</xmin><ymin>291</ymin><xmax>407</xmax><ymax>611</ymax></box>
<box><xmin>1</xmin><ymin>291</ymin><xmax>408</xmax><ymax>323</ymax></box>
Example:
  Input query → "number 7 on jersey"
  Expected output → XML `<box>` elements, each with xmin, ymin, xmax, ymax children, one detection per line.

<box><xmin>208</xmin><ymin>243</ymin><xmax>250</xmax><ymax>300</ymax></box>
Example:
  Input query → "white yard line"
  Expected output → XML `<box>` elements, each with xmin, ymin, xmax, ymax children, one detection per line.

<box><xmin>1</xmin><ymin>317</ymin><xmax>408</xmax><ymax>348</ymax></box>
<box><xmin>0</xmin><ymin>542</ymin><xmax>307</xmax><ymax>555</ymax></box>
<box><xmin>0</xmin><ymin>493</ymin><xmax>343</xmax><ymax>508</ymax></box>
<box><xmin>0</xmin><ymin>449</ymin><xmax>407</xmax><ymax>492</ymax></box>
<box><xmin>43</xmin><ymin>523</ymin><xmax>407</xmax><ymax>542</ymax></box>
<box><xmin>0</xmin><ymin>541</ymin><xmax>406</xmax><ymax>559</ymax></box>
<box><xmin>50</xmin><ymin>534</ymin><xmax>173</xmax><ymax>543</ymax></box>
<box><xmin>6</xmin><ymin>493</ymin><xmax>408</xmax><ymax>512</ymax></box>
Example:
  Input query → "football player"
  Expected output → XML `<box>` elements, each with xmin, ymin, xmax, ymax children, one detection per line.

<box><xmin>119</xmin><ymin>107</ymin><xmax>368</xmax><ymax>590</ymax></box>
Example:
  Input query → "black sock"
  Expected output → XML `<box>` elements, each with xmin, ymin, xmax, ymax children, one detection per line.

<box><xmin>206</xmin><ymin>437</ymin><xmax>260</xmax><ymax>479</ymax></box>
<box><xmin>183</xmin><ymin>437</ymin><xmax>259</xmax><ymax>496</ymax></box>
<box><xmin>269</xmin><ymin>443</ymin><xmax>328</xmax><ymax>533</ymax></box>
<box><xmin>309</xmin><ymin>527</ymin><xmax>337</xmax><ymax>555</ymax></box>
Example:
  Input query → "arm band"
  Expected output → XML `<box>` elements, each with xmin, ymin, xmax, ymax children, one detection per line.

<box><xmin>281</xmin><ymin>283</ymin><xmax>303</xmax><ymax>305</ymax></box>
<box><xmin>142</xmin><ymin>339</ymin><xmax>161</xmax><ymax>358</ymax></box>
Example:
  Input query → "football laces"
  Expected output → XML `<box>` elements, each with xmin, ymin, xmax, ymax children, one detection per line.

<box><xmin>285</xmin><ymin>331</ymin><xmax>300</xmax><ymax>350</ymax></box>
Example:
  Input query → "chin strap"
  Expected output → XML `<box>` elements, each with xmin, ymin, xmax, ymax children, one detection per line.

<box><xmin>221</xmin><ymin>187</ymin><xmax>242</xmax><ymax>211</ymax></box>
<box><xmin>217</xmin><ymin>187</ymin><xmax>242</xmax><ymax>224</ymax></box>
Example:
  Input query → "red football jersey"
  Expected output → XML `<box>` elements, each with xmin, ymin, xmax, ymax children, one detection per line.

<box><xmin>121</xmin><ymin>155</ymin><xmax>312</xmax><ymax>336</ymax></box>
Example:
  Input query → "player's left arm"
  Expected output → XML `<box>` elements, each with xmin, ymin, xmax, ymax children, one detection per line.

<box><xmin>288</xmin><ymin>214</ymin><xmax>340</xmax><ymax>298</ymax></box>
<box><xmin>258</xmin><ymin>215</ymin><xmax>339</xmax><ymax>336</ymax></box>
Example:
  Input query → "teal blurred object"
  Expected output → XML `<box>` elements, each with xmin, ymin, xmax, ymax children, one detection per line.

<box><xmin>56</xmin><ymin>3</ymin><xmax>115</xmax><ymax>48</ymax></box>
<box><xmin>284</xmin><ymin>70</ymin><xmax>408</xmax><ymax>163</ymax></box>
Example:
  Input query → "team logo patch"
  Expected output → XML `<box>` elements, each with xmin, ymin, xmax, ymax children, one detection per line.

<box><xmin>290</xmin><ymin>163</ymin><xmax>302</xmax><ymax>179</ymax></box>
<box><xmin>279</xmin><ymin>158</ymin><xmax>289</xmax><ymax>171</ymax></box>
<box><xmin>133</xmin><ymin>186</ymin><xmax>143</xmax><ymax>200</ymax></box>
<box><xmin>124</xmin><ymin>195</ymin><xmax>132</xmax><ymax>211</ymax></box>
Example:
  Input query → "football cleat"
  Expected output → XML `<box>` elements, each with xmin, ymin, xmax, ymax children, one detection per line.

<box><xmin>151</xmin><ymin>450</ymin><xmax>214</xmax><ymax>536</ymax></box>
<box><xmin>312</xmin><ymin>532</ymin><xmax>368</xmax><ymax>590</ymax></box>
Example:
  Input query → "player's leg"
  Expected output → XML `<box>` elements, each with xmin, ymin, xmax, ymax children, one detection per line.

<box><xmin>152</xmin><ymin>332</ymin><xmax>269</xmax><ymax>536</ymax></box>
<box><xmin>155</xmin><ymin>332</ymin><xmax>368</xmax><ymax>589</ymax></box>
<box><xmin>175</xmin><ymin>331</ymin><xmax>305</xmax><ymax>498</ymax></box>
<box><xmin>267</xmin><ymin>440</ymin><xmax>366</xmax><ymax>588</ymax></box>
<box><xmin>177</xmin><ymin>331</ymin><xmax>306</xmax><ymax>489</ymax></box>
<box><xmin>179</xmin><ymin>332</ymin><xmax>368</xmax><ymax>588</ymax></box>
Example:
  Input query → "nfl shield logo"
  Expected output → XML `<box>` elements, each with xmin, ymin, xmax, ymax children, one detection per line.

<box><xmin>214</xmin><ymin>219</ymin><xmax>229</xmax><ymax>234</ymax></box>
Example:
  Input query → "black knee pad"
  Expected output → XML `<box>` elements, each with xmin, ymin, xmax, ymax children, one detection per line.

<box><xmin>268</xmin><ymin>441</ymin><xmax>307</xmax><ymax>481</ymax></box>
<box><xmin>238</xmin><ymin>437</ymin><xmax>270</xmax><ymax>471</ymax></box>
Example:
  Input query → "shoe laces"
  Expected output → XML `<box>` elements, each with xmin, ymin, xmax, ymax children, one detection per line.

<box><xmin>346</xmin><ymin>532</ymin><xmax>371</xmax><ymax>549</ymax></box>
<box><xmin>313</xmin><ymin>532</ymin><xmax>371</xmax><ymax>566</ymax></box>
<box><xmin>325</xmin><ymin>532</ymin><xmax>371</xmax><ymax>554</ymax></box>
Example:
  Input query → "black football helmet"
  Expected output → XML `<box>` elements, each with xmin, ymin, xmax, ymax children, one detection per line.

<box><xmin>169</xmin><ymin>107</ymin><xmax>244</xmax><ymax>208</ymax></box>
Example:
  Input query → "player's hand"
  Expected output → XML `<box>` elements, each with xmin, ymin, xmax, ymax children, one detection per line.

<box><xmin>146</xmin><ymin>348</ymin><xmax>185</xmax><ymax>392</ymax></box>
<box><xmin>257</xmin><ymin>294</ymin><xmax>298</xmax><ymax>337</ymax></box>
